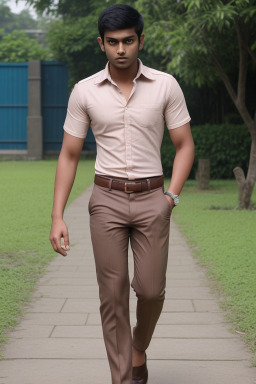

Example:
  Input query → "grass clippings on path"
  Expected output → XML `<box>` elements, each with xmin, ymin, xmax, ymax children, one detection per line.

<box><xmin>0</xmin><ymin>159</ymin><xmax>95</xmax><ymax>347</ymax></box>
<box><xmin>169</xmin><ymin>179</ymin><xmax>256</xmax><ymax>363</ymax></box>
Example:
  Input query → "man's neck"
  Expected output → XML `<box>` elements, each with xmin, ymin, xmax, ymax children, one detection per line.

<box><xmin>109</xmin><ymin>60</ymin><xmax>139</xmax><ymax>84</ymax></box>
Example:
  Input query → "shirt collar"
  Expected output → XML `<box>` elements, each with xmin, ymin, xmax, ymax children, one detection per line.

<box><xmin>94</xmin><ymin>59</ymin><xmax>155</xmax><ymax>85</ymax></box>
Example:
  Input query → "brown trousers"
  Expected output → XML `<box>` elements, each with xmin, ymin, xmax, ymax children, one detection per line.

<box><xmin>89</xmin><ymin>183</ymin><xmax>171</xmax><ymax>384</ymax></box>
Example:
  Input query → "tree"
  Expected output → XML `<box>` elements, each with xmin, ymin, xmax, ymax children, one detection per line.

<box><xmin>0</xmin><ymin>30</ymin><xmax>50</xmax><ymax>61</ymax></box>
<box><xmin>136</xmin><ymin>0</ymin><xmax>256</xmax><ymax>209</ymax></box>
<box><xmin>0</xmin><ymin>0</ymin><xmax>38</xmax><ymax>33</ymax></box>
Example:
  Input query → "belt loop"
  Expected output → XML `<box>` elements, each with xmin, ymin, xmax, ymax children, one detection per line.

<box><xmin>146</xmin><ymin>179</ymin><xmax>151</xmax><ymax>192</ymax></box>
<box><xmin>108</xmin><ymin>178</ymin><xmax>113</xmax><ymax>191</ymax></box>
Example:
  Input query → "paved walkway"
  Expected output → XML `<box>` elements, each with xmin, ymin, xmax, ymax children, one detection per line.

<box><xmin>0</xmin><ymin>185</ymin><xmax>256</xmax><ymax>384</ymax></box>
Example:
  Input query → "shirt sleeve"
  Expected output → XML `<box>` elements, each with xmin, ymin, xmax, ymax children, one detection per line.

<box><xmin>164</xmin><ymin>77</ymin><xmax>191</xmax><ymax>130</ymax></box>
<box><xmin>63</xmin><ymin>83</ymin><xmax>90</xmax><ymax>138</ymax></box>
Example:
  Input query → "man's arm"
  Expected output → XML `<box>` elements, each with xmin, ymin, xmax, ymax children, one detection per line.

<box><xmin>165</xmin><ymin>122</ymin><xmax>195</xmax><ymax>209</ymax></box>
<box><xmin>49</xmin><ymin>132</ymin><xmax>84</xmax><ymax>256</ymax></box>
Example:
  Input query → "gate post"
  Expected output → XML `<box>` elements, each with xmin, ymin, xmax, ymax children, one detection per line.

<box><xmin>27</xmin><ymin>60</ymin><xmax>43</xmax><ymax>160</ymax></box>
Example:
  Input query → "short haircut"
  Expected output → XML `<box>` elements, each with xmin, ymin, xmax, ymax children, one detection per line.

<box><xmin>98</xmin><ymin>4</ymin><xmax>144</xmax><ymax>41</ymax></box>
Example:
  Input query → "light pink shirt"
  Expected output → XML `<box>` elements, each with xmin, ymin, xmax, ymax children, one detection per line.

<box><xmin>63</xmin><ymin>60</ymin><xmax>191</xmax><ymax>180</ymax></box>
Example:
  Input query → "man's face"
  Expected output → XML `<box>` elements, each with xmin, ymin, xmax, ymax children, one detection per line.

<box><xmin>97</xmin><ymin>27</ymin><xmax>144</xmax><ymax>70</ymax></box>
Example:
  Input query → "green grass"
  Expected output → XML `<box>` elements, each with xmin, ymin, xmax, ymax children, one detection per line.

<box><xmin>0</xmin><ymin>159</ymin><xmax>95</xmax><ymax>347</ymax></box>
<box><xmin>168</xmin><ymin>179</ymin><xmax>256</xmax><ymax>361</ymax></box>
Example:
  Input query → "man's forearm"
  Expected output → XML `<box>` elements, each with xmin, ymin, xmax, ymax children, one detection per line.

<box><xmin>51</xmin><ymin>152</ymin><xmax>80</xmax><ymax>220</ymax></box>
<box><xmin>167</xmin><ymin>143</ymin><xmax>195</xmax><ymax>195</ymax></box>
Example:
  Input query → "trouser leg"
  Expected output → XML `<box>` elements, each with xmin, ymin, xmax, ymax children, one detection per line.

<box><xmin>130</xmin><ymin>187</ymin><xmax>171</xmax><ymax>351</ymax></box>
<box><xmin>89</xmin><ymin>185</ymin><xmax>132</xmax><ymax>384</ymax></box>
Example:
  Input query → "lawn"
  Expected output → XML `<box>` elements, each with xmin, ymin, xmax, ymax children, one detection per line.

<box><xmin>0</xmin><ymin>159</ymin><xmax>95</xmax><ymax>346</ymax></box>
<box><xmin>168</xmin><ymin>179</ymin><xmax>256</xmax><ymax>362</ymax></box>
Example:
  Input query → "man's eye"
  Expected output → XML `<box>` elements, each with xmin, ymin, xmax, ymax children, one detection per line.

<box><xmin>126</xmin><ymin>39</ymin><xmax>133</xmax><ymax>44</ymax></box>
<box><xmin>108</xmin><ymin>40</ymin><xmax>116</xmax><ymax>45</ymax></box>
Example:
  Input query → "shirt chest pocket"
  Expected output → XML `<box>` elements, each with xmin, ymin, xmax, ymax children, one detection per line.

<box><xmin>132</xmin><ymin>104</ymin><xmax>164</xmax><ymax>129</ymax></box>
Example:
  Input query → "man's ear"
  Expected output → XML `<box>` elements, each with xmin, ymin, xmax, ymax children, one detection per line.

<box><xmin>97</xmin><ymin>36</ymin><xmax>105</xmax><ymax>52</ymax></box>
<box><xmin>139</xmin><ymin>34</ymin><xmax>145</xmax><ymax>51</ymax></box>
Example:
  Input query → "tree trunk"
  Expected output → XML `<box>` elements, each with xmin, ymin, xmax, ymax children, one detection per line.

<box><xmin>212</xmin><ymin>21</ymin><xmax>256</xmax><ymax>209</ymax></box>
<box><xmin>233</xmin><ymin>137</ymin><xmax>256</xmax><ymax>209</ymax></box>
<box><xmin>196</xmin><ymin>159</ymin><xmax>210</xmax><ymax>190</ymax></box>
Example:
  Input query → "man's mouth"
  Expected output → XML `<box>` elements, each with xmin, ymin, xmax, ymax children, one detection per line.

<box><xmin>116</xmin><ymin>57</ymin><xmax>128</xmax><ymax>62</ymax></box>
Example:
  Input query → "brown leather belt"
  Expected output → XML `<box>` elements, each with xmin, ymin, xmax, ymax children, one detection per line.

<box><xmin>94</xmin><ymin>175</ymin><xmax>164</xmax><ymax>193</ymax></box>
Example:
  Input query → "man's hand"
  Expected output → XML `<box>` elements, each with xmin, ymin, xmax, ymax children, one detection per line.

<box><xmin>49</xmin><ymin>218</ymin><xmax>70</xmax><ymax>257</ymax></box>
<box><xmin>164</xmin><ymin>194</ymin><xmax>175</xmax><ymax>212</ymax></box>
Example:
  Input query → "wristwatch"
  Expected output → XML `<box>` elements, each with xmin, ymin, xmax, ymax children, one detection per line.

<box><xmin>164</xmin><ymin>192</ymin><xmax>179</xmax><ymax>206</ymax></box>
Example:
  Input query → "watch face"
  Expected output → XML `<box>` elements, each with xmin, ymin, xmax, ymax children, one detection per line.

<box><xmin>174</xmin><ymin>196</ymin><xmax>179</xmax><ymax>205</ymax></box>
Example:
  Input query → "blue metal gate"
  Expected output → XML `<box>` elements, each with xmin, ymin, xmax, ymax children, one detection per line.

<box><xmin>0</xmin><ymin>61</ymin><xmax>95</xmax><ymax>153</ymax></box>
<box><xmin>0</xmin><ymin>63</ymin><xmax>28</xmax><ymax>150</ymax></box>
<box><xmin>42</xmin><ymin>61</ymin><xmax>95</xmax><ymax>152</ymax></box>
<box><xmin>41</xmin><ymin>61</ymin><xmax>69</xmax><ymax>151</ymax></box>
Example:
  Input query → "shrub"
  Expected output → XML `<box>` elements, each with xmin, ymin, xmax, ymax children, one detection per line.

<box><xmin>161</xmin><ymin>124</ymin><xmax>251</xmax><ymax>179</ymax></box>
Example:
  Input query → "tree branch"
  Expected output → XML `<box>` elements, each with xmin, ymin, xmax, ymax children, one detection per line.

<box><xmin>235</xmin><ymin>21</ymin><xmax>248</xmax><ymax>107</ymax></box>
<box><xmin>211</xmin><ymin>54</ymin><xmax>237</xmax><ymax>104</ymax></box>
<box><xmin>246</xmin><ymin>46</ymin><xmax>256</xmax><ymax>65</ymax></box>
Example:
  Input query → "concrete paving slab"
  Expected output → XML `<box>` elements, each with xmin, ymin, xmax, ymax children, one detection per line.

<box><xmin>3</xmin><ymin>338</ymin><xmax>107</xmax><ymax>359</ymax></box>
<box><xmin>193</xmin><ymin>299</ymin><xmax>223</xmax><ymax>312</ymax></box>
<box><xmin>61</xmin><ymin>298</ymin><xmax>194</xmax><ymax>313</ymax></box>
<box><xmin>19</xmin><ymin>312</ymin><xmax>88</xmax><ymax>325</ymax></box>
<box><xmin>51</xmin><ymin>325</ymin><xmax>104</xmax><ymax>338</ymax></box>
<box><xmin>3</xmin><ymin>336</ymin><xmax>250</xmax><ymax>361</ymax></box>
<box><xmin>147</xmin><ymin>337</ymin><xmax>252</xmax><ymax>360</ymax></box>
<box><xmin>51</xmin><ymin>323</ymin><xmax>235</xmax><ymax>339</ymax></box>
<box><xmin>23</xmin><ymin>297</ymin><xmax>66</xmax><ymax>313</ymax></box>
<box><xmin>45</xmin><ymin>265</ymin><xmax>78</xmax><ymax>272</ymax></box>
<box><xmin>86</xmin><ymin>311</ymin><xmax>225</xmax><ymax>325</ymax></box>
<box><xmin>153</xmin><ymin>323</ymin><xmax>236</xmax><ymax>338</ymax></box>
<box><xmin>158</xmin><ymin>311</ymin><xmax>226</xmax><ymax>324</ymax></box>
<box><xmin>40</xmin><ymin>277</ymin><xmax>98</xmax><ymax>286</ymax></box>
<box><xmin>165</xmin><ymin>286</ymin><xmax>214</xmax><ymax>299</ymax></box>
<box><xmin>165</xmin><ymin>271</ymin><xmax>206</xmax><ymax>279</ymax></box>
<box><xmin>9</xmin><ymin>325</ymin><xmax>54</xmax><ymax>339</ymax></box>
<box><xmin>39</xmin><ymin>270</ymin><xmax>97</xmax><ymax>279</ymax></box>
<box><xmin>0</xmin><ymin>359</ymin><xmax>255</xmax><ymax>384</ymax></box>
<box><xmin>0</xmin><ymin>359</ymin><xmax>111</xmax><ymax>384</ymax></box>
<box><xmin>166</xmin><ymin>279</ymin><xmax>209</xmax><ymax>287</ymax></box>
<box><xmin>61</xmin><ymin>298</ymin><xmax>101</xmax><ymax>313</ymax></box>
<box><xmin>33</xmin><ymin>285</ymin><xmax>99</xmax><ymax>298</ymax></box>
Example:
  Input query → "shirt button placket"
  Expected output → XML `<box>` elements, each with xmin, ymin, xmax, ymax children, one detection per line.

<box><xmin>124</xmin><ymin>107</ymin><xmax>132</xmax><ymax>177</ymax></box>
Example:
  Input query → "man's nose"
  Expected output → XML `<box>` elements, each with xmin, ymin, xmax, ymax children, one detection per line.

<box><xmin>117</xmin><ymin>42</ymin><xmax>125</xmax><ymax>55</ymax></box>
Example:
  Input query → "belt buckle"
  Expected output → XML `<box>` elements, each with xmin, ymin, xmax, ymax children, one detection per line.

<box><xmin>125</xmin><ymin>182</ymin><xmax>134</xmax><ymax>193</ymax></box>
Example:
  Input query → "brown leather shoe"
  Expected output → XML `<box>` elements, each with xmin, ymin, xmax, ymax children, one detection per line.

<box><xmin>132</xmin><ymin>353</ymin><xmax>148</xmax><ymax>384</ymax></box>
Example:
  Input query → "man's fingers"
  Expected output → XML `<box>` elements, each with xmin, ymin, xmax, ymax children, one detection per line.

<box><xmin>50</xmin><ymin>239</ymin><xmax>58</xmax><ymax>252</ymax></box>
<box><xmin>49</xmin><ymin>220</ymin><xmax>69</xmax><ymax>257</ymax></box>
<box><xmin>63</xmin><ymin>231</ymin><xmax>70</xmax><ymax>250</ymax></box>
<box><xmin>50</xmin><ymin>236</ymin><xmax>67</xmax><ymax>256</ymax></box>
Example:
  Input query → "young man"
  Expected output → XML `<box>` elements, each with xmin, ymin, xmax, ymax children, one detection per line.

<box><xmin>50</xmin><ymin>4</ymin><xmax>194</xmax><ymax>384</ymax></box>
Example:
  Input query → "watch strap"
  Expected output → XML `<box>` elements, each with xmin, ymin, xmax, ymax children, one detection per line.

<box><xmin>164</xmin><ymin>192</ymin><xmax>179</xmax><ymax>206</ymax></box>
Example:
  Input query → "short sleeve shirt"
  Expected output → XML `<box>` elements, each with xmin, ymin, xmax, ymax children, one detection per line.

<box><xmin>63</xmin><ymin>59</ymin><xmax>191</xmax><ymax>180</ymax></box>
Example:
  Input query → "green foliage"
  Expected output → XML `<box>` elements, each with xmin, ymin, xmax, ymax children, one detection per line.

<box><xmin>47</xmin><ymin>15</ymin><xmax>106</xmax><ymax>85</ymax></box>
<box><xmin>168</xmin><ymin>179</ymin><xmax>256</xmax><ymax>358</ymax></box>
<box><xmin>0</xmin><ymin>0</ymin><xmax>37</xmax><ymax>33</ymax></box>
<box><xmin>0</xmin><ymin>29</ymin><xmax>50</xmax><ymax>61</ymax></box>
<box><xmin>136</xmin><ymin>0</ymin><xmax>256</xmax><ymax>87</ymax></box>
<box><xmin>161</xmin><ymin>124</ymin><xmax>251</xmax><ymax>179</ymax></box>
<box><xmin>0</xmin><ymin>159</ymin><xmax>95</xmax><ymax>345</ymax></box>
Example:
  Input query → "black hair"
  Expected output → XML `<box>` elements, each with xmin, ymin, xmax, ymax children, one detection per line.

<box><xmin>98</xmin><ymin>4</ymin><xmax>144</xmax><ymax>41</ymax></box>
